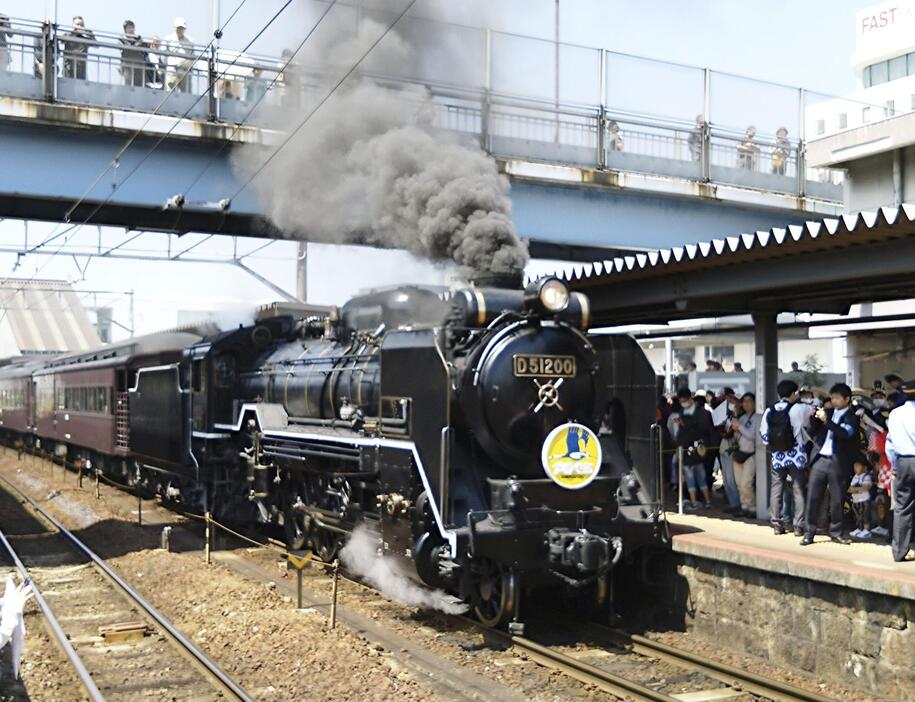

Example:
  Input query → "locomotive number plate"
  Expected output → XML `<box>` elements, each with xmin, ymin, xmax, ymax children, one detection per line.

<box><xmin>513</xmin><ymin>354</ymin><xmax>576</xmax><ymax>378</ymax></box>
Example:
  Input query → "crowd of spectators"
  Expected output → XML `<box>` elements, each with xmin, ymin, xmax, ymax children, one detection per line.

<box><xmin>0</xmin><ymin>14</ymin><xmax>300</xmax><ymax>106</ymax></box>
<box><xmin>659</xmin><ymin>373</ymin><xmax>913</xmax><ymax>558</ymax></box>
<box><xmin>606</xmin><ymin>114</ymin><xmax>794</xmax><ymax>174</ymax></box>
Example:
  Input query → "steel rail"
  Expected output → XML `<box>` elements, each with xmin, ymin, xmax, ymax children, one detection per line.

<box><xmin>606</xmin><ymin>627</ymin><xmax>835</xmax><ymax>702</ymax></box>
<box><xmin>471</xmin><ymin>611</ymin><xmax>836</xmax><ymax>702</ymax></box>
<box><xmin>2</xmin><ymin>455</ymin><xmax>828</xmax><ymax>702</ymax></box>
<box><xmin>464</xmin><ymin>618</ymin><xmax>677</xmax><ymax>702</ymax></box>
<box><xmin>0</xmin><ymin>474</ymin><xmax>257</xmax><ymax>702</ymax></box>
<box><xmin>0</xmin><ymin>528</ymin><xmax>105</xmax><ymax>702</ymax></box>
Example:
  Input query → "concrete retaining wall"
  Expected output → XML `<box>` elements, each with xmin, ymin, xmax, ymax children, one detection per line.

<box><xmin>650</xmin><ymin>553</ymin><xmax>914</xmax><ymax>699</ymax></box>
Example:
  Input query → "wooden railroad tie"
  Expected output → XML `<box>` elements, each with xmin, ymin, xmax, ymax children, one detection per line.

<box><xmin>98</xmin><ymin>620</ymin><xmax>149</xmax><ymax>644</ymax></box>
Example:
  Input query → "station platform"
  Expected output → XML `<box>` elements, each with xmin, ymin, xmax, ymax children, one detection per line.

<box><xmin>666</xmin><ymin>512</ymin><xmax>915</xmax><ymax>602</ymax></box>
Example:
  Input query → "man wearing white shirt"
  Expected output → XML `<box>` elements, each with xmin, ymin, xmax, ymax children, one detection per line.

<box><xmin>886</xmin><ymin>380</ymin><xmax>915</xmax><ymax>561</ymax></box>
<box><xmin>712</xmin><ymin>388</ymin><xmax>741</xmax><ymax>514</ymax></box>
<box><xmin>801</xmin><ymin>383</ymin><xmax>862</xmax><ymax>546</ymax></box>
<box><xmin>165</xmin><ymin>17</ymin><xmax>195</xmax><ymax>93</ymax></box>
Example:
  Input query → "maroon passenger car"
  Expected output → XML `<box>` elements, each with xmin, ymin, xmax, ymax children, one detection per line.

<box><xmin>29</xmin><ymin>331</ymin><xmax>206</xmax><ymax>467</ymax></box>
<box><xmin>0</xmin><ymin>357</ymin><xmax>42</xmax><ymax>437</ymax></box>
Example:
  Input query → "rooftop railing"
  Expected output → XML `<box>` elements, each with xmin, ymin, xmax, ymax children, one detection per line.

<box><xmin>0</xmin><ymin>15</ymin><xmax>846</xmax><ymax>201</ymax></box>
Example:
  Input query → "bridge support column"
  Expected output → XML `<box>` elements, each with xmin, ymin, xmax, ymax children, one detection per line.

<box><xmin>753</xmin><ymin>311</ymin><xmax>778</xmax><ymax>521</ymax></box>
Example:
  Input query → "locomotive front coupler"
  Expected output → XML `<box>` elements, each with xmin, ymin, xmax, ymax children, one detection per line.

<box><xmin>546</xmin><ymin>529</ymin><xmax>622</xmax><ymax>577</ymax></box>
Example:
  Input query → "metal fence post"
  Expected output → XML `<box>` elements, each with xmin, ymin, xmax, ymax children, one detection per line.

<box><xmin>657</xmin><ymin>424</ymin><xmax>665</xmax><ymax>508</ymax></box>
<box><xmin>330</xmin><ymin>559</ymin><xmax>340</xmax><ymax>629</ymax></box>
<box><xmin>701</xmin><ymin>68</ymin><xmax>711</xmax><ymax>182</ymax></box>
<box><xmin>597</xmin><ymin>105</ymin><xmax>607</xmax><ymax>170</ymax></box>
<box><xmin>204</xmin><ymin>511</ymin><xmax>212</xmax><ymax>565</ymax></box>
<box><xmin>480</xmin><ymin>89</ymin><xmax>491</xmax><ymax>153</ymax></box>
<box><xmin>597</xmin><ymin>48</ymin><xmax>607</xmax><ymax>170</ymax></box>
<box><xmin>207</xmin><ymin>45</ymin><xmax>218</xmax><ymax>122</ymax></box>
<box><xmin>677</xmin><ymin>446</ymin><xmax>685</xmax><ymax>516</ymax></box>
<box><xmin>481</xmin><ymin>28</ymin><xmax>492</xmax><ymax>153</ymax></box>
<box><xmin>797</xmin><ymin>87</ymin><xmax>807</xmax><ymax>198</ymax></box>
<box><xmin>42</xmin><ymin>22</ymin><xmax>56</xmax><ymax>101</ymax></box>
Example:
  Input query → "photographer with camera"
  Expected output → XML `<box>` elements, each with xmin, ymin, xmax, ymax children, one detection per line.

<box><xmin>713</xmin><ymin>387</ymin><xmax>742</xmax><ymax>515</ymax></box>
<box><xmin>667</xmin><ymin>388</ymin><xmax>713</xmax><ymax>509</ymax></box>
<box><xmin>730</xmin><ymin>393</ymin><xmax>761</xmax><ymax>517</ymax></box>
<box><xmin>801</xmin><ymin>383</ymin><xmax>862</xmax><ymax>546</ymax></box>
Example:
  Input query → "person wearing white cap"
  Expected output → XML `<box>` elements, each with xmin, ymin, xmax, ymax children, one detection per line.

<box><xmin>164</xmin><ymin>16</ymin><xmax>194</xmax><ymax>92</ymax></box>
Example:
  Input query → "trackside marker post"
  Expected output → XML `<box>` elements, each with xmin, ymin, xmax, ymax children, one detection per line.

<box><xmin>287</xmin><ymin>552</ymin><xmax>312</xmax><ymax>609</ymax></box>
<box><xmin>331</xmin><ymin>559</ymin><xmax>340</xmax><ymax>629</ymax></box>
<box><xmin>205</xmin><ymin>511</ymin><xmax>212</xmax><ymax>565</ymax></box>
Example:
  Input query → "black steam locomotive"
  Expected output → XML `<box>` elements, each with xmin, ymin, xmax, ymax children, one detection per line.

<box><xmin>0</xmin><ymin>277</ymin><xmax>664</xmax><ymax>626</ymax></box>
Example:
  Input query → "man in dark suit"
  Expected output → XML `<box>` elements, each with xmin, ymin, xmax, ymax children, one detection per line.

<box><xmin>801</xmin><ymin>383</ymin><xmax>862</xmax><ymax>545</ymax></box>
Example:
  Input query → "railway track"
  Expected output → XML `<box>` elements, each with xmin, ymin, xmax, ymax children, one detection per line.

<box><xmin>0</xmin><ymin>474</ymin><xmax>255</xmax><ymax>702</ymax></box>
<box><xmin>469</xmin><ymin>617</ymin><xmax>836</xmax><ymax>702</ymax></box>
<box><xmin>0</xmin><ymin>458</ymin><xmax>842</xmax><ymax>702</ymax></box>
<box><xmin>596</xmin><ymin>624</ymin><xmax>836</xmax><ymax>702</ymax></box>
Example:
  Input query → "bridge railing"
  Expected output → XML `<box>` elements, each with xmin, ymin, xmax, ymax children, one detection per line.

<box><xmin>0</xmin><ymin>17</ymin><xmax>846</xmax><ymax>202</ymax></box>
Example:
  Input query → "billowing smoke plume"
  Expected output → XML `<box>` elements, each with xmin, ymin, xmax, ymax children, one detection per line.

<box><xmin>235</xmin><ymin>7</ymin><xmax>528</xmax><ymax>279</ymax></box>
<box><xmin>340</xmin><ymin>525</ymin><xmax>467</xmax><ymax>614</ymax></box>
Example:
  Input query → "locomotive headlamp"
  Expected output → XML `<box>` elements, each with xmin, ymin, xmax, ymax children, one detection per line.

<box><xmin>527</xmin><ymin>277</ymin><xmax>570</xmax><ymax>313</ymax></box>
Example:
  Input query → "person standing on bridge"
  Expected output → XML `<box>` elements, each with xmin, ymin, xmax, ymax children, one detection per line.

<box><xmin>0</xmin><ymin>14</ymin><xmax>11</xmax><ymax>72</ymax></box>
<box><xmin>119</xmin><ymin>20</ymin><xmax>147</xmax><ymax>88</ymax></box>
<box><xmin>687</xmin><ymin>114</ymin><xmax>705</xmax><ymax>163</ymax></box>
<box><xmin>62</xmin><ymin>16</ymin><xmax>95</xmax><ymax>80</ymax></box>
<box><xmin>164</xmin><ymin>17</ymin><xmax>195</xmax><ymax>93</ymax></box>
<box><xmin>771</xmin><ymin>127</ymin><xmax>790</xmax><ymax>175</ymax></box>
<box><xmin>279</xmin><ymin>49</ymin><xmax>301</xmax><ymax>108</ymax></box>
<box><xmin>245</xmin><ymin>65</ymin><xmax>268</xmax><ymax>103</ymax></box>
<box><xmin>736</xmin><ymin>126</ymin><xmax>760</xmax><ymax>170</ymax></box>
<box><xmin>886</xmin><ymin>380</ymin><xmax>915</xmax><ymax>561</ymax></box>
<box><xmin>607</xmin><ymin>121</ymin><xmax>624</xmax><ymax>152</ymax></box>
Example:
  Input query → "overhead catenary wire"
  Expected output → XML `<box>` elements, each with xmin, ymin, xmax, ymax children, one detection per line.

<box><xmin>228</xmin><ymin>0</ymin><xmax>419</xmax><ymax>202</ymax></box>
<box><xmin>59</xmin><ymin>0</ymin><xmax>251</xmax><ymax>225</ymax></box>
<box><xmin>0</xmin><ymin>1</ymin><xmax>257</xmax><ymax>313</ymax></box>
<box><xmin>32</xmin><ymin>0</ymin><xmax>296</xmax><ymax>260</ymax></box>
<box><xmin>181</xmin><ymin>0</ymin><xmax>340</xmax><ymax>200</ymax></box>
<box><xmin>26</xmin><ymin>0</ymin><xmax>252</xmax><ymax>259</ymax></box>
<box><xmin>4</xmin><ymin>1</ymin><xmax>297</xmax><ymax>326</ymax></box>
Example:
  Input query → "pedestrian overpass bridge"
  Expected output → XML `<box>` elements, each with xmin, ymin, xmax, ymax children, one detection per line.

<box><xmin>0</xmin><ymin>16</ymin><xmax>845</xmax><ymax>258</ymax></box>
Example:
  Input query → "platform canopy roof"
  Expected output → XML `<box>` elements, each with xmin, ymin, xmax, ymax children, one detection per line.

<box><xmin>561</xmin><ymin>204</ymin><xmax>915</xmax><ymax>327</ymax></box>
<box><xmin>0</xmin><ymin>278</ymin><xmax>100</xmax><ymax>356</ymax></box>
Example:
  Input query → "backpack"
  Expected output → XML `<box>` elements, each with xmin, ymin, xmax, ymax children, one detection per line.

<box><xmin>766</xmin><ymin>403</ymin><xmax>795</xmax><ymax>452</ymax></box>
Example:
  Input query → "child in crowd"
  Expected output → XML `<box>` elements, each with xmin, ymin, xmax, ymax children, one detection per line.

<box><xmin>873</xmin><ymin>455</ymin><xmax>893</xmax><ymax>540</ymax></box>
<box><xmin>849</xmin><ymin>458</ymin><xmax>874</xmax><ymax>539</ymax></box>
<box><xmin>865</xmin><ymin>389</ymin><xmax>893</xmax><ymax>539</ymax></box>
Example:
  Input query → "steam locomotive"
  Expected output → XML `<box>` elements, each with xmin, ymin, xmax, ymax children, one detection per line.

<box><xmin>0</xmin><ymin>277</ymin><xmax>665</xmax><ymax>627</ymax></box>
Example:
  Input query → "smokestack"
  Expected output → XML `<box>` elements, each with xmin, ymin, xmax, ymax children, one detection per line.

<box><xmin>233</xmin><ymin>4</ymin><xmax>529</xmax><ymax>281</ymax></box>
<box><xmin>469</xmin><ymin>271</ymin><xmax>524</xmax><ymax>290</ymax></box>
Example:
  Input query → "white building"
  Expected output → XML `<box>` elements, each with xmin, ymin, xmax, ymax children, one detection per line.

<box><xmin>807</xmin><ymin>1</ymin><xmax>915</xmax><ymax>137</ymax></box>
